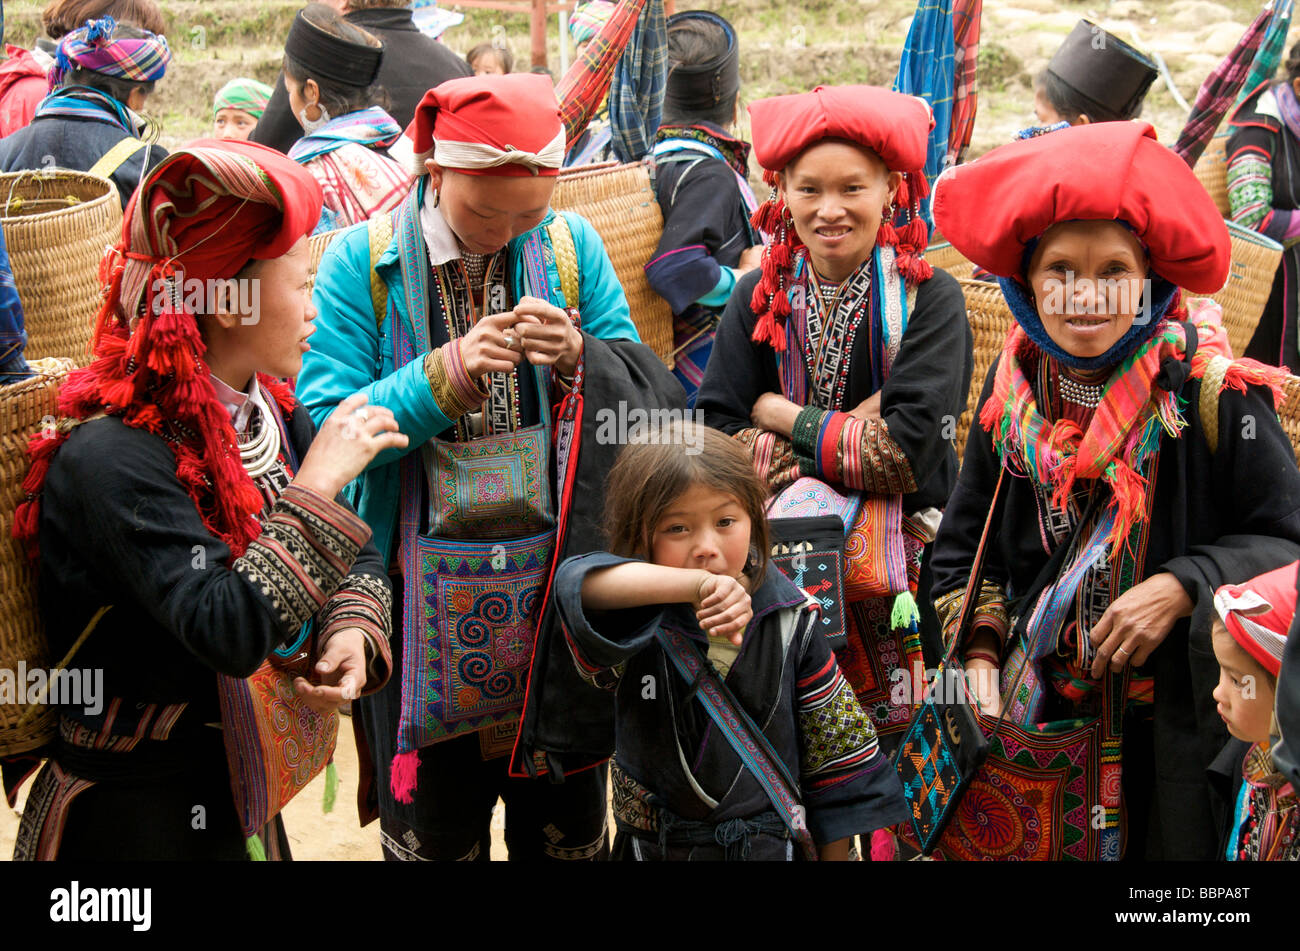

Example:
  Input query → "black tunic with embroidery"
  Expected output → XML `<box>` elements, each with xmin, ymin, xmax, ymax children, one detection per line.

<box><xmin>9</xmin><ymin>400</ymin><xmax>391</xmax><ymax>860</ymax></box>
<box><xmin>930</xmin><ymin>354</ymin><xmax>1300</xmax><ymax>859</ymax></box>
<box><xmin>696</xmin><ymin>267</ymin><xmax>970</xmax><ymax>513</ymax></box>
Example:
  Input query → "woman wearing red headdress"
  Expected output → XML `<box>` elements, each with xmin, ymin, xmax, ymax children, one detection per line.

<box><xmin>300</xmin><ymin>73</ymin><xmax>682</xmax><ymax>861</ymax></box>
<box><xmin>931</xmin><ymin>121</ymin><xmax>1300</xmax><ymax>860</ymax></box>
<box><xmin>697</xmin><ymin>86</ymin><xmax>973</xmax><ymax>755</ymax></box>
<box><xmin>8</xmin><ymin>139</ymin><xmax>405</xmax><ymax>860</ymax></box>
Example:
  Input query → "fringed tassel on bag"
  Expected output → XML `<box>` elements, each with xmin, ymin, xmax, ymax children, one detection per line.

<box><xmin>246</xmin><ymin>834</ymin><xmax>267</xmax><ymax>861</ymax></box>
<box><xmin>871</xmin><ymin>827</ymin><xmax>897</xmax><ymax>862</ymax></box>
<box><xmin>391</xmin><ymin>750</ymin><xmax>420</xmax><ymax>804</ymax></box>
<box><xmin>322</xmin><ymin>760</ymin><xmax>338</xmax><ymax>814</ymax></box>
<box><xmin>890</xmin><ymin>590</ymin><xmax>920</xmax><ymax>631</ymax></box>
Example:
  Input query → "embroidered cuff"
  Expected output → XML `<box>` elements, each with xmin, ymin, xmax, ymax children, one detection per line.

<box><xmin>841</xmin><ymin>415</ymin><xmax>918</xmax><ymax>494</ymax></box>
<box><xmin>935</xmin><ymin>580</ymin><xmax>1009</xmax><ymax>652</ymax></box>
<box><xmin>319</xmin><ymin>572</ymin><xmax>394</xmax><ymax>695</ymax></box>
<box><xmin>791</xmin><ymin>405</ymin><xmax>825</xmax><ymax>459</ymax></box>
<box><xmin>425</xmin><ymin>342</ymin><xmax>487</xmax><ymax>421</ymax></box>
<box><xmin>234</xmin><ymin>484</ymin><xmax>373</xmax><ymax>630</ymax></box>
<box><xmin>1227</xmin><ymin>152</ymin><xmax>1273</xmax><ymax>232</ymax></box>
<box><xmin>736</xmin><ymin>427</ymin><xmax>801</xmax><ymax>495</ymax></box>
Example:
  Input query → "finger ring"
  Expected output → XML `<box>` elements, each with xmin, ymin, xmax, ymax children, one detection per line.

<box><xmin>503</xmin><ymin>332</ymin><xmax>514</xmax><ymax>350</ymax></box>
<box><xmin>352</xmin><ymin>408</ymin><xmax>369</xmax><ymax>423</ymax></box>
<box><xmin>1115</xmin><ymin>647</ymin><xmax>1128</xmax><ymax>656</ymax></box>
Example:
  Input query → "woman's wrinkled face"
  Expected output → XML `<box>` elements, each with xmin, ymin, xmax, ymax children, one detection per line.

<box><xmin>214</xmin><ymin>107</ymin><xmax>258</xmax><ymax>141</ymax></box>
<box><xmin>778</xmin><ymin>140</ymin><xmax>901</xmax><ymax>283</ymax></box>
<box><xmin>1025</xmin><ymin>220</ymin><xmax>1148</xmax><ymax>360</ymax></box>
<box><xmin>425</xmin><ymin>162</ymin><xmax>555</xmax><ymax>255</ymax></box>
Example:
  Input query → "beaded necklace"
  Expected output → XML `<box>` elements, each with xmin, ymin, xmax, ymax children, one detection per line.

<box><xmin>800</xmin><ymin>257</ymin><xmax>874</xmax><ymax>411</ymax></box>
<box><xmin>431</xmin><ymin>248</ymin><xmax>517</xmax><ymax>439</ymax></box>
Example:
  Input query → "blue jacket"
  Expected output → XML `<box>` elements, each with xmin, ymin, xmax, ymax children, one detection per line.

<box><xmin>297</xmin><ymin>178</ymin><xmax>639</xmax><ymax>562</ymax></box>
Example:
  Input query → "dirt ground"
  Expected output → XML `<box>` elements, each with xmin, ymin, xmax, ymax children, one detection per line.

<box><xmin>0</xmin><ymin>716</ymin><xmax>519</xmax><ymax>861</ymax></box>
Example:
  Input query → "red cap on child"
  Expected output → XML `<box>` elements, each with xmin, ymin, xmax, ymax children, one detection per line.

<box><xmin>1213</xmin><ymin>562</ymin><xmax>1298</xmax><ymax>677</ymax></box>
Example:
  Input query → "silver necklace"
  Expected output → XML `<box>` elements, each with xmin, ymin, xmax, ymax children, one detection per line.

<box><xmin>238</xmin><ymin>383</ymin><xmax>281</xmax><ymax>478</ymax></box>
<box><xmin>1058</xmin><ymin>374</ymin><xmax>1105</xmax><ymax>409</ymax></box>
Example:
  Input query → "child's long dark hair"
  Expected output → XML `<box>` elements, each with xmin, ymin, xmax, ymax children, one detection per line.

<box><xmin>603</xmin><ymin>423</ymin><xmax>770</xmax><ymax>586</ymax></box>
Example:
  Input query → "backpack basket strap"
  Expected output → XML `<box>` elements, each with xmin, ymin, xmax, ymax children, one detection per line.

<box><xmin>545</xmin><ymin>212</ymin><xmax>580</xmax><ymax>310</ymax></box>
<box><xmin>88</xmin><ymin>137</ymin><xmax>146</xmax><ymax>180</ymax></box>
<box><xmin>366</xmin><ymin>213</ymin><xmax>394</xmax><ymax>329</ymax></box>
<box><xmin>1199</xmin><ymin>353</ymin><xmax>1232</xmax><ymax>455</ymax></box>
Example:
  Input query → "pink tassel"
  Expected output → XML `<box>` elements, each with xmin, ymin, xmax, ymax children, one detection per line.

<box><xmin>870</xmin><ymin>828</ymin><xmax>896</xmax><ymax>862</ymax></box>
<box><xmin>390</xmin><ymin>750</ymin><xmax>420</xmax><ymax>804</ymax></box>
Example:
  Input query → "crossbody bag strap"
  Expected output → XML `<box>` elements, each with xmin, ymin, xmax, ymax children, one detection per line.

<box><xmin>366</xmin><ymin>212</ymin><xmax>394</xmax><ymax>330</ymax></box>
<box><xmin>544</xmin><ymin>212</ymin><xmax>581</xmax><ymax>309</ymax></box>
<box><xmin>989</xmin><ymin>486</ymin><xmax>1107</xmax><ymax>738</ymax></box>
<box><xmin>942</xmin><ymin>465</ymin><xmax>1009</xmax><ymax>667</ymax></box>
<box><xmin>656</xmin><ymin>625</ymin><xmax>819</xmax><ymax>861</ymax></box>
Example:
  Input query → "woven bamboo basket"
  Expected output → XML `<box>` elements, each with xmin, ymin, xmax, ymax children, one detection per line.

<box><xmin>1280</xmin><ymin>374</ymin><xmax>1300</xmax><ymax>464</ymax></box>
<box><xmin>553</xmin><ymin>161</ymin><xmax>674</xmax><ymax>366</ymax></box>
<box><xmin>1204</xmin><ymin>219</ymin><xmax>1282</xmax><ymax>357</ymax></box>
<box><xmin>1193</xmin><ymin>131</ymin><xmax>1231</xmax><ymax>217</ymax></box>
<box><xmin>0</xmin><ymin>357</ymin><xmax>74</xmax><ymax>755</ymax></box>
<box><xmin>0</xmin><ymin>171</ymin><xmax>122</xmax><ymax>367</ymax></box>
<box><xmin>309</xmin><ymin>227</ymin><xmax>344</xmax><ymax>282</ymax></box>
<box><xmin>956</xmin><ymin>278</ymin><xmax>1015</xmax><ymax>462</ymax></box>
<box><xmin>926</xmin><ymin>241</ymin><xmax>975</xmax><ymax>281</ymax></box>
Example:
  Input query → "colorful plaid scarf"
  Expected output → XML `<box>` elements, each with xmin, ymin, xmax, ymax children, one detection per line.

<box><xmin>557</xmin><ymin>0</ymin><xmax>646</xmax><ymax>155</ymax></box>
<box><xmin>287</xmin><ymin>106</ymin><xmax>403</xmax><ymax>164</ymax></box>
<box><xmin>32</xmin><ymin>85</ymin><xmax>141</xmax><ymax>136</ymax></box>
<box><xmin>47</xmin><ymin>15</ymin><xmax>170</xmax><ymax>93</ymax></box>
<box><xmin>607</xmin><ymin>0</ymin><xmax>666</xmax><ymax>162</ymax></box>
<box><xmin>979</xmin><ymin>299</ymin><xmax>1287</xmax><ymax>555</ymax></box>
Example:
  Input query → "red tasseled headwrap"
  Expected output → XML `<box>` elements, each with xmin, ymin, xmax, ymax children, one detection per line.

<box><xmin>745</xmin><ymin>85</ymin><xmax>936</xmax><ymax>351</ymax></box>
<box><xmin>13</xmin><ymin>140</ymin><xmax>323</xmax><ymax>560</ymax></box>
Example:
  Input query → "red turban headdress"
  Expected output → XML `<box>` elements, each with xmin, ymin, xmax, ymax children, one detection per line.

<box><xmin>1215</xmin><ymin>562</ymin><xmax>1298</xmax><ymax>679</ymax></box>
<box><xmin>932</xmin><ymin>121</ymin><xmax>1230</xmax><ymax>293</ymax></box>
<box><xmin>745</xmin><ymin>85</ymin><xmax>936</xmax><ymax>351</ymax></box>
<box><xmin>406</xmin><ymin>74</ymin><xmax>565</xmax><ymax>177</ymax></box>
<box><xmin>15</xmin><ymin>140</ymin><xmax>324</xmax><ymax>560</ymax></box>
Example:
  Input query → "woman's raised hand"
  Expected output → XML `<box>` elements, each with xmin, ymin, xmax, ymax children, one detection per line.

<box><xmin>293</xmin><ymin>393</ymin><xmax>408</xmax><ymax>499</ymax></box>
<box><xmin>459</xmin><ymin>310</ymin><xmax>526</xmax><ymax>380</ymax></box>
<box><xmin>695</xmin><ymin>572</ymin><xmax>753</xmax><ymax>646</ymax></box>
<box><xmin>512</xmin><ymin>295</ymin><xmax>584</xmax><ymax>377</ymax></box>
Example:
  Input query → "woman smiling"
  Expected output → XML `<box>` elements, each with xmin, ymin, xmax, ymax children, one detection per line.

<box><xmin>931</xmin><ymin>120</ymin><xmax>1300</xmax><ymax>859</ymax></box>
<box><xmin>697</xmin><ymin>85</ymin><xmax>973</xmax><ymax>749</ymax></box>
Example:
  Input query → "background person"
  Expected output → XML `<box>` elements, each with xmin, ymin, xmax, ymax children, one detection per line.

<box><xmin>280</xmin><ymin>4</ymin><xmax>410</xmax><ymax>234</ymax></box>
<box><xmin>645</xmin><ymin>9</ymin><xmax>762</xmax><ymax>406</ymax></box>
<box><xmin>0</xmin><ymin>16</ymin><xmax>169</xmax><ymax>209</ymax></box>
<box><xmin>213</xmin><ymin>77</ymin><xmax>273</xmax><ymax>141</ymax></box>
<box><xmin>252</xmin><ymin>0</ymin><xmax>471</xmax><ymax>155</ymax></box>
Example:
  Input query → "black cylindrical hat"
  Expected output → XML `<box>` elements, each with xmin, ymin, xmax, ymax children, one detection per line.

<box><xmin>284</xmin><ymin>9</ymin><xmax>384</xmax><ymax>88</ymax></box>
<box><xmin>1045</xmin><ymin>19</ymin><xmax>1157</xmax><ymax>120</ymax></box>
<box><xmin>663</xmin><ymin>10</ymin><xmax>740</xmax><ymax>115</ymax></box>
